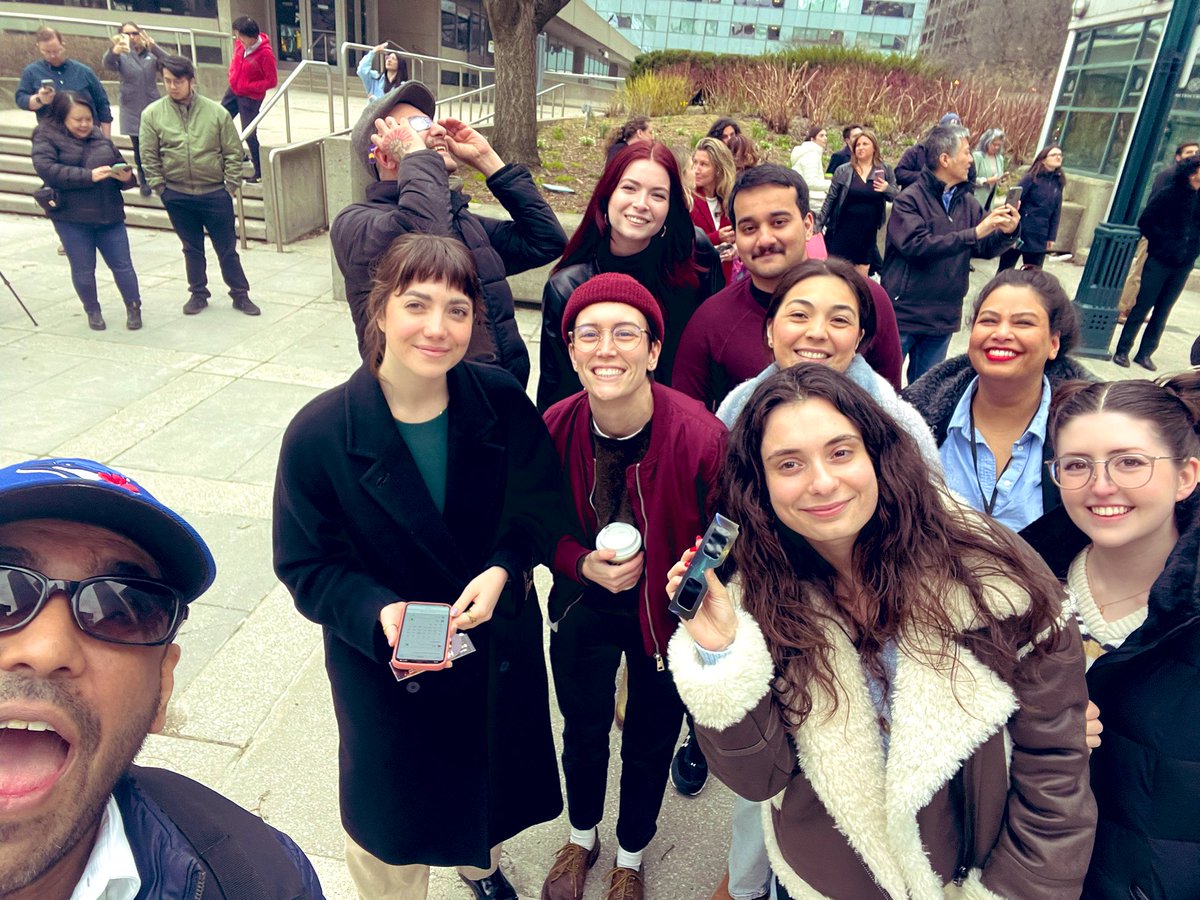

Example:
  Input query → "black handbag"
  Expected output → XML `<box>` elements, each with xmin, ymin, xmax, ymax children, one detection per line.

<box><xmin>33</xmin><ymin>185</ymin><xmax>62</xmax><ymax>214</ymax></box>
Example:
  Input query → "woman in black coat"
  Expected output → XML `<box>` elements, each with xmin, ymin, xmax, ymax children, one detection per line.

<box><xmin>31</xmin><ymin>90</ymin><xmax>141</xmax><ymax>331</ymax></box>
<box><xmin>817</xmin><ymin>127</ymin><xmax>898</xmax><ymax>276</ymax></box>
<box><xmin>274</xmin><ymin>234</ymin><xmax>563</xmax><ymax>899</ymax></box>
<box><xmin>1021</xmin><ymin>373</ymin><xmax>1200</xmax><ymax>900</ymax></box>
<box><xmin>998</xmin><ymin>145</ymin><xmax>1065</xmax><ymax>272</ymax></box>
<box><xmin>1112</xmin><ymin>156</ymin><xmax>1200</xmax><ymax>370</ymax></box>
<box><xmin>536</xmin><ymin>140</ymin><xmax>724</xmax><ymax>411</ymax></box>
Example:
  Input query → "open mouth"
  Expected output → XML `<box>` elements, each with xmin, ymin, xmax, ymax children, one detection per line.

<box><xmin>793</xmin><ymin>349</ymin><xmax>832</xmax><ymax>361</ymax></box>
<box><xmin>591</xmin><ymin>366</ymin><xmax>626</xmax><ymax>379</ymax></box>
<box><xmin>984</xmin><ymin>348</ymin><xmax>1020</xmax><ymax>362</ymax></box>
<box><xmin>623</xmin><ymin>214</ymin><xmax>651</xmax><ymax>227</ymax></box>
<box><xmin>0</xmin><ymin>719</ymin><xmax>73</xmax><ymax>809</ymax></box>
<box><xmin>1088</xmin><ymin>505</ymin><xmax>1132</xmax><ymax>518</ymax></box>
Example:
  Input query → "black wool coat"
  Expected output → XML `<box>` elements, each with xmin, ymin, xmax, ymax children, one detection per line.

<box><xmin>1012</xmin><ymin>171</ymin><xmax>1063</xmax><ymax>255</ymax></box>
<box><xmin>330</xmin><ymin>150</ymin><xmax>567</xmax><ymax>387</ymax></box>
<box><xmin>273</xmin><ymin>362</ymin><xmax>564</xmax><ymax>867</ymax></box>
<box><xmin>1022</xmin><ymin>494</ymin><xmax>1200</xmax><ymax>900</ymax></box>
<box><xmin>31</xmin><ymin>123</ymin><xmax>133</xmax><ymax>225</ymax></box>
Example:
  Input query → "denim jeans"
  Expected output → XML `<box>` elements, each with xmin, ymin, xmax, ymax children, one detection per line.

<box><xmin>160</xmin><ymin>187</ymin><xmax>250</xmax><ymax>301</ymax></box>
<box><xmin>899</xmin><ymin>331</ymin><xmax>953</xmax><ymax>385</ymax></box>
<box><xmin>52</xmin><ymin>219</ymin><xmax>140</xmax><ymax>313</ymax></box>
<box><xmin>728</xmin><ymin>794</ymin><xmax>773</xmax><ymax>900</ymax></box>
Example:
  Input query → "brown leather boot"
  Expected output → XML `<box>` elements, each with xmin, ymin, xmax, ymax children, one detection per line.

<box><xmin>541</xmin><ymin>839</ymin><xmax>600</xmax><ymax>900</ymax></box>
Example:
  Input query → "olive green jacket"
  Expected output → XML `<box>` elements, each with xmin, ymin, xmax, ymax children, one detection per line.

<box><xmin>139</xmin><ymin>91</ymin><xmax>242</xmax><ymax>195</ymax></box>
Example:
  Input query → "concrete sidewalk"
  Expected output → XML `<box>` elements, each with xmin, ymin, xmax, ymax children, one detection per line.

<box><xmin>0</xmin><ymin>212</ymin><xmax>1196</xmax><ymax>899</ymax></box>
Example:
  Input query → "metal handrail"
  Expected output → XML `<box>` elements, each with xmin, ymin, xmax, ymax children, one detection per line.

<box><xmin>542</xmin><ymin>70</ymin><xmax>624</xmax><ymax>87</ymax></box>
<box><xmin>239</xmin><ymin>58</ymin><xmax>334</xmax><ymax>146</ymax></box>
<box><xmin>265</xmin><ymin>127</ymin><xmax>352</xmax><ymax>252</ymax></box>
<box><xmin>338</xmin><ymin>40</ymin><xmax>495</xmax><ymax>128</ymax></box>
<box><xmin>441</xmin><ymin>83</ymin><xmax>495</xmax><ymax>125</ymax></box>
<box><xmin>0</xmin><ymin>10</ymin><xmax>226</xmax><ymax>66</ymax></box>
<box><xmin>471</xmin><ymin>82</ymin><xmax>569</xmax><ymax>127</ymax></box>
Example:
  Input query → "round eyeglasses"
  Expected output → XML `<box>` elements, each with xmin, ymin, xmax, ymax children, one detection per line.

<box><xmin>1047</xmin><ymin>453</ymin><xmax>1183</xmax><ymax>491</ymax></box>
<box><xmin>569</xmin><ymin>324</ymin><xmax>649</xmax><ymax>351</ymax></box>
<box><xmin>0</xmin><ymin>565</ymin><xmax>186</xmax><ymax>646</ymax></box>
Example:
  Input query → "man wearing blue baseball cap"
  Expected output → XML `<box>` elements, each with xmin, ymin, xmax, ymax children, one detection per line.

<box><xmin>0</xmin><ymin>458</ymin><xmax>323</xmax><ymax>899</ymax></box>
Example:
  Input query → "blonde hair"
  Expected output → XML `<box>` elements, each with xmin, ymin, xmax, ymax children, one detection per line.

<box><xmin>693</xmin><ymin>136</ymin><xmax>736</xmax><ymax>205</ymax></box>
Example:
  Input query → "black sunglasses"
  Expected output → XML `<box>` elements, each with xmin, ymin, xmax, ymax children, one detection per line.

<box><xmin>0</xmin><ymin>565</ymin><xmax>186</xmax><ymax>646</ymax></box>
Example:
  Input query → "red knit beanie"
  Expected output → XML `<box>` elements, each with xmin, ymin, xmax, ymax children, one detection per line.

<box><xmin>561</xmin><ymin>272</ymin><xmax>665</xmax><ymax>344</ymax></box>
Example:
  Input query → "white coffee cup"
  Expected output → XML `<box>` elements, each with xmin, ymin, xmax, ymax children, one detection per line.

<box><xmin>596</xmin><ymin>522</ymin><xmax>642</xmax><ymax>564</ymax></box>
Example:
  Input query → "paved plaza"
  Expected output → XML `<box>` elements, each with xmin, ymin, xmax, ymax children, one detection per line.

<box><xmin>0</xmin><ymin>209</ymin><xmax>1196</xmax><ymax>899</ymax></box>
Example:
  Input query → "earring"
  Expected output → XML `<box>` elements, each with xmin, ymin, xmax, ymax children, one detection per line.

<box><xmin>659</xmin><ymin>224</ymin><xmax>667</xmax><ymax>238</ymax></box>
<box><xmin>603</xmin><ymin>211</ymin><xmax>609</xmax><ymax>228</ymax></box>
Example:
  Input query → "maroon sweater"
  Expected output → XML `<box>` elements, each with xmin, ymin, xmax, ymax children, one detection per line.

<box><xmin>671</xmin><ymin>276</ymin><xmax>903</xmax><ymax>410</ymax></box>
<box><xmin>543</xmin><ymin>382</ymin><xmax>726</xmax><ymax>662</ymax></box>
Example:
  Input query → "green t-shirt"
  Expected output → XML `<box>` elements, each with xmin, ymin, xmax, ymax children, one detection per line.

<box><xmin>395</xmin><ymin>409</ymin><xmax>449</xmax><ymax>514</ymax></box>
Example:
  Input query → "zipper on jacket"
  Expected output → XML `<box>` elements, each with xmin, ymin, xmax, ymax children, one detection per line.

<box><xmin>190</xmin><ymin>867</ymin><xmax>206</xmax><ymax>899</ymax></box>
<box><xmin>635</xmin><ymin>463</ymin><xmax>664</xmax><ymax>670</ymax></box>
<box><xmin>557</xmin><ymin>450</ymin><xmax>600</xmax><ymax>627</ymax></box>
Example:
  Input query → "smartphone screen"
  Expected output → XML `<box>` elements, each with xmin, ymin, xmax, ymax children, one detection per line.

<box><xmin>393</xmin><ymin>603</ymin><xmax>451</xmax><ymax>664</ymax></box>
<box><xmin>1006</xmin><ymin>186</ymin><xmax>1022</xmax><ymax>208</ymax></box>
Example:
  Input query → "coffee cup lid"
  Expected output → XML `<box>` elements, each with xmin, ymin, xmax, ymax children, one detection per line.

<box><xmin>596</xmin><ymin>522</ymin><xmax>641</xmax><ymax>557</ymax></box>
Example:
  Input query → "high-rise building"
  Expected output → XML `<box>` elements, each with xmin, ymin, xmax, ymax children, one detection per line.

<box><xmin>587</xmin><ymin>0</ymin><xmax>929</xmax><ymax>56</ymax></box>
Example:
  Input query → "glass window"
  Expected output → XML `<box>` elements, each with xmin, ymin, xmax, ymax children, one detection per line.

<box><xmin>768</xmin><ymin>24</ymin><xmax>781</xmax><ymax>39</ymax></box>
<box><xmin>1061</xmin><ymin>111</ymin><xmax>1110</xmax><ymax>172</ymax></box>
<box><xmin>672</xmin><ymin>17</ymin><xmax>696</xmax><ymax>33</ymax></box>
<box><xmin>1101</xmin><ymin>112</ymin><xmax>1134</xmax><ymax>175</ymax></box>
<box><xmin>1069</xmin><ymin>32</ymin><xmax>1088</xmax><ymax>67</ymax></box>
<box><xmin>704</xmin><ymin>19</ymin><xmax>720</xmax><ymax>35</ymax></box>
<box><xmin>1087</xmin><ymin>22</ymin><xmax>1143</xmax><ymax>66</ymax></box>
<box><xmin>1075</xmin><ymin>68</ymin><xmax>1131</xmax><ymax>109</ymax></box>
<box><xmin>1140</xmin><ymin>17</ymin><xmax>1163</xmax><ymax>59</ymax></box>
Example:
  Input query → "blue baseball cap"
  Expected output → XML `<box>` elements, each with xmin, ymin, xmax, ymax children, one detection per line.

<box><xmin>0</xmin><ymin>458</ymin><xmax>216</xmax><ymax>603</ymax></box>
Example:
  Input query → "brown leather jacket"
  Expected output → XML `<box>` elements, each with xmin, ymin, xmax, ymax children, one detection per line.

<box><xmin>670</xmin><ymin>568</ymin><xmax>1096</xmax><ymax>899</ymax></box>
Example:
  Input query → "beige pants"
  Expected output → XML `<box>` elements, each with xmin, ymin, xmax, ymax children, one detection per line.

<box><xmin>1118</xmin><ymin>237</ymin><xmax>1149</xmax><ymax>314</ymax></box>
<box><xmin>344</xmin><ymin>831</ymin><xmax>501</xmax><ymax>899</ymax></box>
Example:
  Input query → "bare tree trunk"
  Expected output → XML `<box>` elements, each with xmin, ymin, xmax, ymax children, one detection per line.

<box><xmin>483</xmin><ymin>0</ymin><xmax>569</xmax><ymax>167</ymax></box>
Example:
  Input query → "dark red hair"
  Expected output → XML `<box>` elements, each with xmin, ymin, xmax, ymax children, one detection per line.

<box><xmin>555</xmin><ymin>141</ymin><xmax>699</xmax><ymax>290</ymax></box>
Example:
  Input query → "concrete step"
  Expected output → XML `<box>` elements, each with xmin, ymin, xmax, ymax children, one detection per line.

<box><xmin>0</xmin><ymin>190</ymin><xmax>268</xmax><ymax>240</ymax></box>
<box><xmin>0</xmin><ymin>171</ymin><xmax>267</xmax><ymax>219</ymax></box>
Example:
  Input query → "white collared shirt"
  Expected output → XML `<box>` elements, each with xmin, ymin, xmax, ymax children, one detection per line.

<box><xmin>70</xmin><ymin>795</ymin><xmax>141</xmax><ymax>900</ymax></box>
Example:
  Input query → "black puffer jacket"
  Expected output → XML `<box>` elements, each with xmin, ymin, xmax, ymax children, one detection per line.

<box><xmin>1021</xmin><ymin>494</ymin><xmax>1200</xmax><ymax>900</ymax></box>
<box><xmin>535</xmin><ymin>229</ymin><xmax>723</xmax><ymax>411</ymax></box>
<box><xmin>881</xmin><ymin>169</ymin><xmax>1014</xmax><ymax>335</ymax></box>
<box><xmin>31</xmin><ymin>122</ymin><xmax>132</xmax><ymax>225</ymax></box>
<box><xmin>1139</xmin><ymin>172</ymin><xmax>1200</xmax><ymax>269</ymax></box>
<box><xmin>331</xmin><ymin>150</ymin><xmax>567</xmax><ymax>388</ymax></box>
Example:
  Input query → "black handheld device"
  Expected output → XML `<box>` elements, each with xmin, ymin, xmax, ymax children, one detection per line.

<box><xmin>669</xmin><ymin>514</ymin><xmax>740</xmax><ymax>621</ymax></box>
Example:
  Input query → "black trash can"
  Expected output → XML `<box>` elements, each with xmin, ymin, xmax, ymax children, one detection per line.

<box><xmin>1072</xmin><ymin>222</ymin><xmax>1142</xmax><ymax>359</ymax></box>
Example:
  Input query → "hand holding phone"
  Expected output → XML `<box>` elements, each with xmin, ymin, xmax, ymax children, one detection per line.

<box><xmin>1004</xmin><ymin>185</ymin><xmax>1022</xmax><ymax>210</ymax></box>
<box><xmin>389</xmin><ymin>602</ymin><xmax>453</xmax><ymax>672</ymax></box>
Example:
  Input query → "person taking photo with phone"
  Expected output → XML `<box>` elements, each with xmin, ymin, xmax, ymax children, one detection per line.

<box><xmin>102</xmin><ymin>21</ymin><xmax>167</xmax><ymax>197</ymax></box>
<box><xmin>31</xmin><ymin>90</ymin><xmax>143</xmax><ymax>331</ymax></box>
<box><xmin>540</xmin><ymin>273</ymin><xmax>726</xmax><ymax>900</ymax></box>
<box><xmin>817</xmin><ymin>127</ymin><xmax>898</xmax><ymax>278</ymax></box>
<box><xmin>666</xmin><ymin>363</ymin><xmax>1096</xmax><ymax>900</ymax></box>
<box><xmin>274</xmin><ymin>233</ymin><xmax>564</xmax><ymax>900</ymax></box>
<box><xmin>17</xmin><ymin>27</ymin><xmax>112</xmax><ymax>137</ymax></box>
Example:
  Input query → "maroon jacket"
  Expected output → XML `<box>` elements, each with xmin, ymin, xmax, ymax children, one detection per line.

<box><xmin>543</xmin><ymin>382</ymin><xmax>727</xmax><ymax>662</ymax></box>
<box><xmin>672</xmin><ymin>276</ymin><xmax>903</xmax><ymax>411</ymax></box>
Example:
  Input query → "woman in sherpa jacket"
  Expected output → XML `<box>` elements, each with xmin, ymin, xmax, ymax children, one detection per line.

<box><xmin>666</xmin><ymin>364</ymin><xmax>1097</xmax><ymax>900</ymax></box>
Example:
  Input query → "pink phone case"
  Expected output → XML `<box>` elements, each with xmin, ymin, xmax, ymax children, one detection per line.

<box><xmin>390</xmin><ymin>602</ymin><xmax>453</xmax><ymax>672</ymax></box>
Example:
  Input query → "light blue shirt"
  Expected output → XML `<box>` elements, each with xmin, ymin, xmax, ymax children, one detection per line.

<box><xmin>940</xmin><ymin>375</ymin><xmax>1050</xmax><ymax>533</ymax></box>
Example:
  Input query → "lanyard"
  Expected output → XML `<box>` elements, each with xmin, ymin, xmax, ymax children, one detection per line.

<box><xmin>968</xmin><ymin>403</ymin><xmax>1037</xmax><ymax>518</ymax></box>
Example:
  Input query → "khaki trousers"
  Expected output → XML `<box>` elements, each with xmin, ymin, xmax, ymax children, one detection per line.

<box><xmin>1118</xmin><ymin>237</ymin><xmax>1149</xmax><ymax>314</ymax></box>
<box><xmin>344</xmin><ymin>831</ymin><xmax>501</xmax><ymax>899</ymax></box>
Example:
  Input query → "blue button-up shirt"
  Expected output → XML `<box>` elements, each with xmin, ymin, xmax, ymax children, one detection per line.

<box><xmin>940</xmin><ymin>376</ymin><xmax>1050</xmax><ymax>532</ymax></box>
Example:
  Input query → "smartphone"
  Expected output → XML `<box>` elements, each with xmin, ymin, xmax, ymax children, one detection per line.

<box><xmin>871</xmin><ymin>166</ymin><xmax>885</xmax><ymax>183</ymax></box>
<box><xmin>669</xmin><ymin>514</ymin><xmax>740</xmax><ymax>621</ymax></box>
<box><xmin>1005</xmin><ymin>186</ymin><xmax>1022</xmax><ymax>209</ymax></box>
<box><xmin>714</xmin><ymin>242</ymin><xmax>733</xmax><ymax>255</ymax></box>
<box><xmin>391</xmin><ymin>602</ymin><xmax>453</xmax><ymax>671</ymax></box>
<box><xmin>40</xmin><ymin>79</ymin><xmax>55</xmax><ymax>91</ymax></box>
<box><xmin>111</xmin><ymin>162</ymin><xmax>130</xmax><ymax>171</ymax></box>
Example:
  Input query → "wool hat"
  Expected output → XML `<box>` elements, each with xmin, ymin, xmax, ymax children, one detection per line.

<box><xmin>350</xmin><ymin>80</ymin><xmax>437</xmax><ymax>181</ymax></box>
<box><xmin>0</xmin><ymin>458</ymin><xmax>216</xmax><ymax>603</ymax></box>
<box><xmin>561</xmin><ymin>273</ymin><xmax>664</xmax><ymax>344</ymax></box>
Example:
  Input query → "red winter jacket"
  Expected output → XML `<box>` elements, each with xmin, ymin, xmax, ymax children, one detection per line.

<box><xmin>691</xmin><ymin>191</ymin><xmax>734</xmax><ymax>284</ymax></box>
<box><xmin>543</xmin><ymin>382</ymin><xmax>727</xmax><ymax>663</ymax></box>
<box><xmin>228</xmin><ymin>35</ymin><xmax>278</xmax><ymax>100</ymax></box>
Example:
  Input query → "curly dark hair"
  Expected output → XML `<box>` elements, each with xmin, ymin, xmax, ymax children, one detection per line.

<box><xmin>722</xmin><ymin>364</ymin><xmax>1064</xmax><ymax>725</ymax></box>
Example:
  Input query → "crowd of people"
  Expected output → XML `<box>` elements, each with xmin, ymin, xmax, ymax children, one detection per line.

<box><xmin>8</xmin><ymin>36</ymin><xmax>1200</xmax><ymax>900</ymax></box>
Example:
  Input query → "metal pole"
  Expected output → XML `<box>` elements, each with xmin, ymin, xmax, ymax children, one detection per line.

<box><xmin>0</xmin><ymin>269</ymin><xmax>37</xmax><ymax>326</ymax></box>
<box><xmin>273</xmin><ymin>150</ymin><xmax>285</xmax><ymax>253</ymax></box>
<box><xmin>326</xmin><ymin>65</ymin><xmax>334</xmax><ymax>133</ymax></box>
<box><xmin>284</xmin><ymin>90</ymin><xmax>292</xmax><ymax>144</ymax></box>
<box><xmin>236</xmin><ymin>184</ymin><xmax>247</xmax><ymax>250</ymax></box>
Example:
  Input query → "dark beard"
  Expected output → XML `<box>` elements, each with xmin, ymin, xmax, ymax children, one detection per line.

<box><xmin>0</xmin><ymin>675</ymin><xmax>158</xmax><ymax>896</ymax></box>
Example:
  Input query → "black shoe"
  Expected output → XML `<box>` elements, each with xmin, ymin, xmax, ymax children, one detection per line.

<box><xmin>1134</xmin><ymin>355</ymin><xmax>1157</xmax><ymax>372</ymax></box>
<box><xmin>1112</xmin><ymin>352</ymin><xmax>1130</xmax><ymax>368</ymax></box>
<box><xmin>245</xmin><ymin>175</ymin><xmax>261</xmax><ymax>184</ymax></box>
<box><xmin>139</xmin><ymin>181</ymin><xmax>152</xmax><ymax>197</ymax></box>
<box><xmin>671</xmin><ymin>733</ymin><xmax>708</xmax><ymax>796</ymax></box>
<box><xmin>87</xmin><ymin>310</ymin><xmax>105</xmax><ymax>331</ymax></box>
<box><xmin>233</xmin><ymin>296</ymin><xmax>261</xmax><ymax>316</ymax></box>
<box><xmin>126</xmin><ymin>305</ymin><xmax>142</xmax><ymax>330</ymax></box>
<box><xmin>183</xmin><ymin>295</ymin><xmax>208</xmax><ymax>315</ymax></box>
<box><xmin>460</xmin><ymin>867</ymin><xmax>518</xmax><ymax>900</ymax></box>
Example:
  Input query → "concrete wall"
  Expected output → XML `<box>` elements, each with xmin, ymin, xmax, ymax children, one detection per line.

<box><xmin>1062</xmin><ymin>172</ymin><xmax>1116</xmax><ymax>256</ymax></box>
<box><xmin>261</xmin><ymin>138</ymin><xmax>328</xmax><ymax>244</ymax></box>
